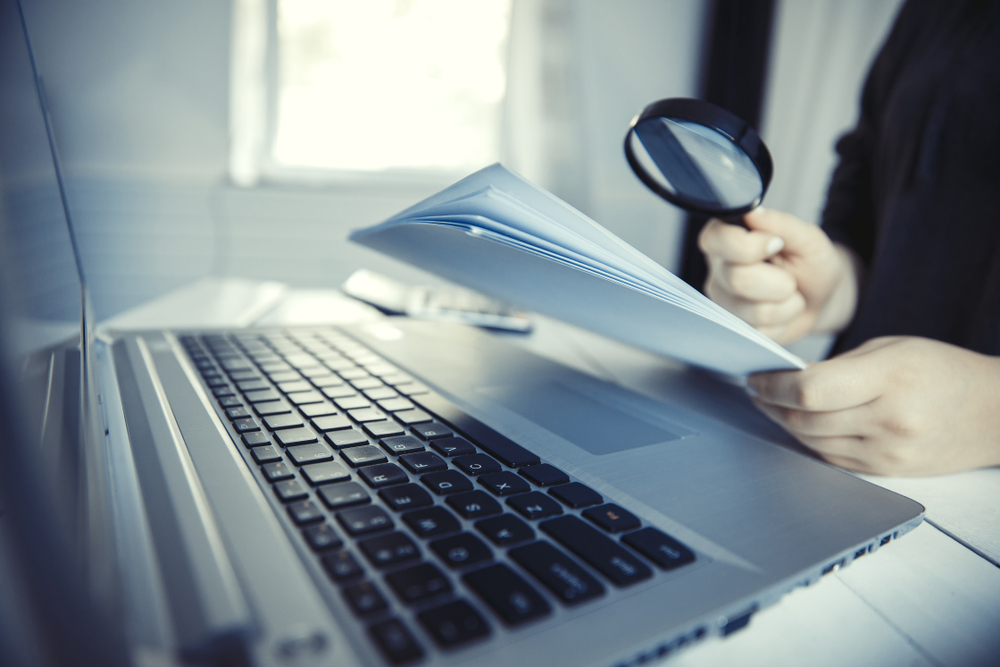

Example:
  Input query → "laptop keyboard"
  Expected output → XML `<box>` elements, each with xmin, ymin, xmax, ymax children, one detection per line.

<box><xmin>180</xmin><ymin>328</ymin><xmax>697</xmax><ymax>665</ymax></box>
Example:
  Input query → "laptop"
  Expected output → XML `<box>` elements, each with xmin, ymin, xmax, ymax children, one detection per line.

<box><xmin>0</xmin><ymin>3</ymin><xmax>925</xmax><ymax>666</ymax></box>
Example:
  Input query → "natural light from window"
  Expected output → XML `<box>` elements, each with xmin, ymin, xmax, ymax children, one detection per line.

<box><xmin>273</xmin><ymin>0</ymin><xmax>512</xmax><ymax>173</ymax></box>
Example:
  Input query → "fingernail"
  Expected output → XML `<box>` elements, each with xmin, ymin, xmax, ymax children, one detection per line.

<box><xmin>765</xmin><ymin>236</ymin><xmax>784</xmax><ymax>256</ymax></box>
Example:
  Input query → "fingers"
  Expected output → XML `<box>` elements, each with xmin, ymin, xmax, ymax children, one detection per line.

<box><xmin>706</xmin><ymin>285</ymin><xmax>805</xmax><ymax>329</ymax></box>
<box><xmin>742</xmin><ymin>207</ymin><xmax>826</xmax><ymax>258</ymax></box>
<box><xmin>748</xmin><ymin>353</ymin><xmax>885</xmax><ymax>412</ymax></box>
<box><xmin>707</xmin><ymin>257</ymin><xmax>798</xmax><ymax>301</ymax></box>
<box><xmin>698</xmin><ymin>217</ymin><xmax>784</xmax><ymax>265</ymax></box>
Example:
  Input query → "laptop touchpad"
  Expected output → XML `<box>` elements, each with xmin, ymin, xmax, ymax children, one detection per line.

<box><xmin>477</xmin><ymin>381</ymin><xmax>685</xmax><ymax>455</ymax></box>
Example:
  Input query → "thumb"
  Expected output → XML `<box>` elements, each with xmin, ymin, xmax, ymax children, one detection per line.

<box><xmin>743</xmin><ymin>208</ymin><xmax>825</xmax><ymax>257</ymax></box>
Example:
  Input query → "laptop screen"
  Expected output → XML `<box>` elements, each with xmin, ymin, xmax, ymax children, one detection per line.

<box><xmin>0</xmin><ymin>3</ymin><xmax>125</xmax><ymax>664</ymax></box>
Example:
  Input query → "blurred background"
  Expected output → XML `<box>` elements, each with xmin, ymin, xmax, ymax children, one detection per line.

<box><xmin>19</xmin><ymin>0</ymin><xmax>902</xmax><ymax>324</ymax></box>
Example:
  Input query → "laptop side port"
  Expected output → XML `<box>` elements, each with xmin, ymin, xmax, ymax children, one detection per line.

<box><xmin>822</xmin><ymin>559</ymin><xmax>845</xmax><ymax>576</ymax></box>
<box><xmin>720</xmin><ymin>605</ymin><xmax>758</xmax><ymax>636</ymax></box>
<box><xmin>853</xmin><ymin>547</ymin><xmax>867</xmax><ymax>560</ymax></box>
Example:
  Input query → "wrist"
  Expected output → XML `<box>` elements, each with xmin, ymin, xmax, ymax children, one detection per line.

<box><xmin>812</xmin><ymin>244</ymin><xmax>862</xmax><ymax>334</ymax></box>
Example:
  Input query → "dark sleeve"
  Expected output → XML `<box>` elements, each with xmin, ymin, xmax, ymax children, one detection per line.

<box><xmin>820</xmin><ymin>0</ymin><xmax>925</xmax><ymax>266</ymax></box>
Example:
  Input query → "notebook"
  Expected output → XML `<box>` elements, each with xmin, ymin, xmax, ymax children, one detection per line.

<box><xmin>0</xmin><ymin>3</ymin><xmax>924</xmax><ymax>666</ymax></box>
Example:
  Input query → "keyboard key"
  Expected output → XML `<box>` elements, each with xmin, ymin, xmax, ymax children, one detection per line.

<box><xmin>226</xmin><ymin>406</ymin><xmax>252</xmax><ymax>420</ymax></box>
<box><xmin>286</xmin><ymin>443</ymin><xmax>334</xmax><ymax>466</ymax></box>
<box><xmin>236</xmin><ymin>380</ymin><xmax>269</xmax><ymax>392</ymax></box>
<box><xmin>415</xmin><ymin>394</ymin><xmax>540</xmax><ymax>467</ymax></box>
<box><xmin>365</xmin><ymin>386</ymin><xmax>397</xmax><ymax>401</ymax></box>
<box><xmin>323</xmin><ymin>550</ymin><xmax>364</xmax><ymax>582</ymax></box>
<box><xmin>276</xmin><ymin>380</ymin><xmax>312</xmax><ymax>394</ymax></box>
<box><xmin>478</xmin><ymin>471</ymin><xmax>530</xmax><ymax>496</ymax></box>
<box><xmin>621</xmin><ymin>527</ymin><xmax>696</xmax><ymax>570</ymax></box>
<box><xmin>386</xmin><ymin>563</ymin><xmax>452</xmax><ymax>604</ymax></box>
<box><xmin>359</xmin><ymin>532</ymin><xmax>420</xmax><ymax>568</ymax></box>
<box><xmin>242</xmin><ymin>432</ymin><xmax>270</xmax><ymax>448</ymax></box>
<box><xmin>583</xmin><ymin>504</ymin><xmax>641</xmax><ymax>533</ymax></box>
<box><xmin>337</xmin><ymin>505</ymin><xmax>393</xmax><ymax>536</ymax></box>
<box><xmin>380</xmin><ymin>435</ymin><xmax>425</xmax><ymax>456</ymax></box>
<box><xmin>359</xmin><ymin>463</ymin><xmax>409</xmax><ymax>488</ymax></box>
<box><xmin>344</xmin><ymin>581</ymin><xmax>388</xmax><ymax>616</ymax></box>
<box><xmin>343</xmin><ymin>581</ymin><xmax>388</xmax><ymax>616</ymax></box>
<box><xmin>430</xmin><ymin>437</ymin><xmax>475</xmax><ymax>457</ymax></box>
<box><xmin>341</xmin><ymin>445</ymin><xmax>388</xmax><ymax>468</ymax></box>
<box><xmin>411</xmin><ymin>422</ymin><xmax>453</xmax><ymax>440</ymax></box>
<box><xmin>548</xmin><ymin>482</ymin><xmax>602</xmax><ymax>508</ymax></box>
<box><xmin>347</xmin><ymin>407</ymin><xmax>383</xmax><ymax>422</ymax></box>
<box><xmin>519</xmin><ymin>464</ymin><xmax>570</xmax><ymax>487</ymax></box>
<box><xmin>368</xmin><ymin>619</ymin><xmax>423</xmax><ymax>666</ymax></box>
<box><xmin>287</xmin><ymin>499</ymin><xmax>324</xmax><ymax>525</ymax></box>
<box><xmin>274</xmin><ymin>427</ymin><xmax>318</xmax><ymax>447</ymax></box>
<box><xmin>453</xmin><ymin>454</ymin><xmax>501</xmax><ymax>476</ymax></box>
<box><xmin>403</xmin><ymin>507</ymin><xmax>460</xmax><ymax>538</ymax></box>
<box><xmin>301</xmin><ymin>460</ymin><xmax>351</xmax><ymax>485</ymax></box>
<box><xmin>379</xmin><ymin>484</ymin><xmax>433</xmax><ymax>512</ymax></box>
<box><xmin>417</xmin><ymin>600</ymin><xmax>490</xmax><ymax>648</ymax></box>
<box><xmin>394</xmin><ymin>409</ymin><xmax>431</xmax><ymax>425</ymax></box>
<box><xmin>475</xmin><ymin>514</ymin><xmax>534</xmax><ymax>547</ymax></box>
<box><xmin>463</xmin><ymin>564</ymin><xmax>550</xmax><ymax>626</ymax></box>
<box><xmin>244</xmin><ymin>389</ymin><xmax>281</xmax><ymax>403</ymax></box>
<box><xmin>377</xmin><ymin>397</ymin><xmax>415</xmax><ymax>412</ymax></box>
<box><xmin>507</xmin><ymin>492</ymin><xmax>564</xmax><ymax>520</ymax></box>
<box><xmin>299</xmin><ymin>402</ymin><xmax>337</xmax><ymax>418</ymax></box>
<box><xmin>351</xmin><ymin>377</ymin><xmax>384</xmax><ymax>391</ymax></box>
<box><xmin>267</xmin><ymin>370</ymin><xmax>301</xmax><ymax>383</ymax></box>
<box><xmin>446</xmin><ymin>490</ymin><xmax>502</xmax><ymax>519</ymax></box>
<box><xmin>251</xmin><ymin>445</ymin><xmax>282</xmax><ymax>464</ymax></box>
<box><xmin>540</xmin><ymin>516</ymin><xmax>651</xmax><ymax>587</ymax></box>
<box><xmin>263</xmin><ymin>414</ymin><xmax>303</xmax><ymax>430</ymax></box>
<box><xmin>398</xmin><ymin>451</ymin><xmax>447</xmax><ymax>474</ymax></box>
<box><xmin>430</xmin><ymin>533</ymin><xmax>492</xmax><ymax>569</ymax></box>
<box><xmin>311</xmin><ymin>415</ymin><xmax>352</xmax><ymax>432</ymax></box>
<box><xmin>303</xmin><ymin>523</ymin><xmax>342</xmax><ymax>551</ymax></box>
<box><xmin>218</xmin><ymin>396</ymin><xmax>242</xmax><ymax>408</ymax></box>
<box><xmin>233</xmin><ymin>418</ymin><xmax>260</xmax><ymax>433</ymax></box>
<box><xmin>322</xmin><ymin>385</ymin><xmax>357</xmax><ymax>400</ymax></box>
<box><xmin>253</xmin><ymin>400</ymin><xmax>292</xmax><ymax>416</ymax></box>
<box><xmin>318</xmin><ymin>481</ymin><xmax>369</xmax><ymax>509</ymax></box>
<box><xmin>325</xmin><ymin>429</ymin><xmax>368</xmax><ymax>449</ymax></box>
<box><xmin>213</xmin><ymin>385</ymin><xmax>236</xmax><ymax>398</ymax></box>
<box><xmin>421</xmin><ymin>470</ymin><xmax>473</xmax><ymax>495</ymax></box>
<box><xmin>287</xmin><ymin>390</ymin><xmax>324</xmax><ymax>406</ymax></box>
<box><xmin>365</xmin><ymin>420</ymin><xmax>406</xmax><ymax>438</ymax></box>
<box><xmin>273</xmin><ymin>479</ymin><xmax>308</xmax><ymax>502</ymax></box>
<box><xmin>509</xmin><ymin>541</ymin><xmax>604</xmax><ymax>605</ymax></box>
<box><xmin>261</xmin><ymin>460</ymin><xmax>295</xmax><ymax>481</ymax></box>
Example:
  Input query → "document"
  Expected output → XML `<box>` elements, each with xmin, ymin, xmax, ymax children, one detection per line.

<box><xmin>350</xmin><ymin>163</ymin><xmax>806</xmax><ymax>376</ymax></box>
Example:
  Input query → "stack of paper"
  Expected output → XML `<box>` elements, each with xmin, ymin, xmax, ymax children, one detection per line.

<box><xmin>350</xmin><ymin>163</ymin><xmax>805</xmax><ymax>376</ymax></box>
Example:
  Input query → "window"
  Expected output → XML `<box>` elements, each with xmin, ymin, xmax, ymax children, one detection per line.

<box><xmin>231</xmin><ymin>0</ymin><xmax>512</xmax><ymax>184</ymax></box>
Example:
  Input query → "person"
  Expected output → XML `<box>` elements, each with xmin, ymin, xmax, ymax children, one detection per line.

<box><xmin>697</xmin><ymin>0</ymin><xmax>1000</xmax><ymax>476</ymax></box>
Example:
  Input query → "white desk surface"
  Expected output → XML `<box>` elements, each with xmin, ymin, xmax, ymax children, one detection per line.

<box><xmin>104</xmin><ymin>278</ymin><xmax>1000</xmax><ymax>667</ymax></box>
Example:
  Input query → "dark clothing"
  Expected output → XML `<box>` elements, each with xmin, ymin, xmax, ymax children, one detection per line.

<box><xmin>822</xmin><ymin>0</ymin><xmax>1000</xmax><ymax>356</ymax></box>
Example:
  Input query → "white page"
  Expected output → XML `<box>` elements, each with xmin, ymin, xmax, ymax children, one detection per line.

<box><xmin>352</xmin><ymin>164</ymin><xmax>807</xmax><ymax>374</ymax></box>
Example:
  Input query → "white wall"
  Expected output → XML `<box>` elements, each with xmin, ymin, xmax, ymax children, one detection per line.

<box><xmin>21</xmin><ymin>0</ymin><xmax>903</xmax><ymax>325</ymax></box>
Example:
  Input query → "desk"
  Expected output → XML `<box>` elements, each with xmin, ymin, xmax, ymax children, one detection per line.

<box><xmin>107</xmin><ymin>278</ymin><xmax>1000</xmax><ymax>667</ymax></box>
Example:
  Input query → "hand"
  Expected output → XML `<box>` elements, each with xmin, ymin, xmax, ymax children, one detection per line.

<box><xmin>748</xmin><ymin>336</ymin><xmax>1000</xmax><ymax>476</ymax></box>
<box><xmin>698</xmin><ymin>208</ymin><xmax>860</xmax><ymax>344</ymax></box>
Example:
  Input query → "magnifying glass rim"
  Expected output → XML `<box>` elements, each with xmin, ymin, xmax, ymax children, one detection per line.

<box><xmin>625</xmin><ymin>97</ymin><xmax>773</xmax><ymax>217</ymax></box>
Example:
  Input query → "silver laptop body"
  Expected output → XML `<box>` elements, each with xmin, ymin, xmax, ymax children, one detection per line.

<box><xmin>0</xmin><ymin>3</ymin><xmax>924</xmax><ymax>666</ymax></box>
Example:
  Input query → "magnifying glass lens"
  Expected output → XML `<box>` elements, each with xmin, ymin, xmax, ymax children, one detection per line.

<box><xmin>625</xmin><ymin>99</ymin><xmax>773</xmax><ymax>219</ymax></box>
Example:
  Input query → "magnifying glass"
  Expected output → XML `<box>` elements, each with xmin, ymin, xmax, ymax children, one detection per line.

<box><xmin>624</xmin><ymin>98</ymin><xmax>773</xmax><ymax>223</ymax></box>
